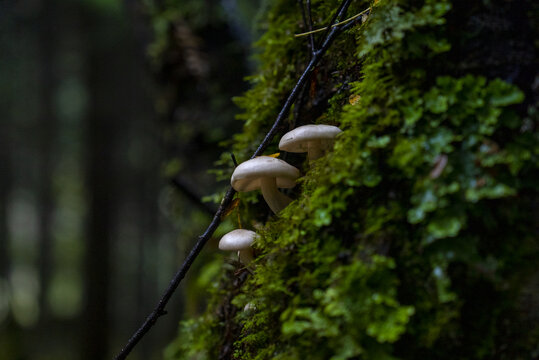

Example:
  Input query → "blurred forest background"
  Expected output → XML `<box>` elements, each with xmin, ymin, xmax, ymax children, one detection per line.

<box><xmin>0</xmin><ymin>0</ymin><xmax>261</xmax><ymax>358</ymax></box>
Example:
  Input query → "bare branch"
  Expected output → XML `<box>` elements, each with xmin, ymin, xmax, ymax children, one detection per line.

<box><xmin>298</xmin><ymin>0</ymin><xmax>316</xmax><ymax>54</ymax></box>
<box><xmin>251</xmin><ymin>0</ymin><xmax>352</xmax><ymax>159</ymax></box>
<box><xmin>230</xmin><ymin>152</ymin><xmax>238</xmax><ymax>167</ymax></box>
<box><xmin>306</xmin><ymin>0</ymin><xmax>315</xmax><ymax>44</ymax></box>
<box><xmin>316</xmin><ymin>0</ymin><xmax>349</xmax><ymax>48</ymax></box>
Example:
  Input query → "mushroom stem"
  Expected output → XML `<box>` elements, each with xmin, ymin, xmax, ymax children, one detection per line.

<box><xmin>307</xmin><ymin>140</ymin><xmax>324</xmax><ymax>161</ymax></box>
<box><xmin>238</xmin><ymin>248</ymin><xmax>254</xmax><ymax>264</ymax></box>
<box><xmin>260</xmin><ymin>177</ymin><xmax>293</xmax><ymax>213</ymax></box>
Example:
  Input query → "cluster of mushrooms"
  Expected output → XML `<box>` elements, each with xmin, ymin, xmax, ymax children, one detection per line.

<box><xmin>218</xmin><ymin>124</ymin><xmax>342</xmax><ymax>265</ymax></box>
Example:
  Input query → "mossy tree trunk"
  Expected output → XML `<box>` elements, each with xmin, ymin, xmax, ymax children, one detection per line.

<box><xmin>163</xmin><ymin>0</ymin><xmax>538</xmax><ymax>359</ymax></box>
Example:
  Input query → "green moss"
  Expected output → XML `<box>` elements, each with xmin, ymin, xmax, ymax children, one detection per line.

<box><xmin>166</xmin><ymin>0</ymin><xmax>538</xmax><ymax>359</ymax></box>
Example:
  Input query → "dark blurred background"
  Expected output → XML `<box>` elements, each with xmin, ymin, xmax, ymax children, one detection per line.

<box><xmin>0</xmin><ymin>0</ymin><xmax>261</xmax><ymax>358</ymax></box>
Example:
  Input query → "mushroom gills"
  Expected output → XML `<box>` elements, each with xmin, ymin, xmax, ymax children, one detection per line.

<box><xmin>259</xmin><ymin>177</ymin><xmax>293</xmax><ymax>213</ymax></box>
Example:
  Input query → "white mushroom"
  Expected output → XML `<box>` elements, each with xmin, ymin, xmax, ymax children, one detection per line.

<box><xmin>231</xmin><ymin>156</ymin><xmax>300</xmax><ymax>214</ymax></box>
<box><xmin>219</xmin><ymin>229</ymin><xmax>258</xmax><ymax>264</ymax></box>
<box><xmin>279</xmin><ymin>124</ymin><xmax>342</xmax><ymax>162</ymax></box>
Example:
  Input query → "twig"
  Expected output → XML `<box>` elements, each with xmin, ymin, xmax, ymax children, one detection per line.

<box><xmin>230</xmin><ymin>152</ymin><xmax>238</xmax><ymax>167</ymax></box>
<box><xmin>170</xmin><ymin>177</ymin><xmax>216</xmax><ymax>215</ymax></box>
<box><xmin>298</xmin><ymin>0</ymin><xmax>316</xmax><ymax>54</ymax></box>
<box><xmin>317</xmin><ymin>0</ymin><xmax>348</xmax><ymax>47</ymax></box>
<box><xmin>292</xmin><ymin>81</ymin><xmax>308</xmax><ymax>129</ymax></box>
<box><xmin>252</xmin><ymin>0</ymin><xmax>352</xmax><ymax>159</ymax></box>
<box><xmin>295</xmin><ymin>7</ymin><xmax>371</xmax><ymax>37</ymax></box>
<box><xmin>306</xmin><ymin>0</ymin><xmax>315</xmax><ymax>47</ymax></box>
<box><xmin>113</xmin><ymin>1</ymin><xmax>354</xmax><ymax>358</ymax></box>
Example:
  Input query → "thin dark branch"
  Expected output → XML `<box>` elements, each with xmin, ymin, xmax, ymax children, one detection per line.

<box><xmin>306</xmin><ymin>1</ymin><xmax>314</xmax><ymax>25</ymax></box>
<box><xmin>170</xmin><ymin>177</ymin><xmax>216</xmax><ymax>215</ymax></box>
<box><xmin>252</xmin><ymin>1</ymin><xmax>351</xmax><ymax>159</ymax></box>
<box><xmin>299</xmin><ymin>0</ymin><xmax>316</xmax><ymax>54</ymax></box>
<box><xmin>292</xmin><ymin>81</ymin><xmax>308</xmax><ymax>128</ymax></box>
<box><xmin>230</xmin><ymin>152</ymin><xmax>238</xmax><ymax>167</ymax></box>
<box><xmin>114</xmin><ymin>1</ymin><xmax>352</xmax><ymax>358</ymax></box>
<box><xmin>306</xmin><ymin>0</ymin><xmax>315</xmax><ymax>50</ymax></box>
<box><xmin>316</xmin><ymin>0</ymin><xmax>350</xmax><ymax>48</ymax></box>
<box><xmin>283</xmin><ymin>81</ymin><xmax>308</xmax><ymax>165</ymax></box>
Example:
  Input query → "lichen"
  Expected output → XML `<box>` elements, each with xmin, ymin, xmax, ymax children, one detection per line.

<box><xmin>165</xmin><ymin>0</ymin><xmax>539</xmax><ymax>359</ymax></box>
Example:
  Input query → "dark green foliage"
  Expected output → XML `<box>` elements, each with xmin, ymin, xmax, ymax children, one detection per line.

<box><xmin>166</xmin><ymin>0</ymin><xmax>538</xmax><ymax>358</ymax></box>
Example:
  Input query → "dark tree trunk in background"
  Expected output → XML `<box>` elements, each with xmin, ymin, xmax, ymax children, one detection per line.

<box><xmin>81</xmin><ymin>6</ymin><xmax>120</xmax><ymax>360</ymax></box>
<box><xmin>0</xmin><ymin>0</ymin><xmax>13</xmax><ymax>298</ymax></box>
<box><xmin>0</xmin><ymin>118</ymin><xmax>21</xmax><ymax>360</ymax></box>
<box><xmin>0</xmin><ymin>5</ymin><xmax>20</xmax><ymax>357</ymax></box>
<box><xmin>0</xmin><ymin>116</ymin><xmax>11</xmax><ymax>283</ymax></box>
<box><xmin>37</xmin><ymin>0</ymin><xmax>57</xmax><ymax>320</ymax></box>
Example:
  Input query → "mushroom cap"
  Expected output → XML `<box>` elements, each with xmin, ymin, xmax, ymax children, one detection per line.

<box><xmin>219</xmin><ymin>229</ymin><xmax>258</xmax><ymax>251</ymax></box>
<box><xmin>279</xmin><ymin>124</ymin><xmax>342</xmax><ymax>153</ymax></box>
<box><xmin>231</xmin><ymin>156</ymin><xmax>300</xmax><ymax>192</ymax></box>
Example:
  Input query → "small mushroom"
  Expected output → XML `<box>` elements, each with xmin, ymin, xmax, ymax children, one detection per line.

<box><xmin>279</xmin><ymin>124</ymin><xmax>342</xmax><ymax>162</ymax></box>
<box><xmin>231</xmin><ymin>156</ymin><xmax>300</xmax><ymax>214</ymax></box>
<box><xmin>219</xmin><ymin>229</ymin><xmax>258</xmax><ymax>264</ymax></box>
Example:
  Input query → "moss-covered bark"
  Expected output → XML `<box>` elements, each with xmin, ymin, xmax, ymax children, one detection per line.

<box><xmin>164</xmin><ymin>0</ymin><xmax>538</xmax><ymax>359</ymax></box>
